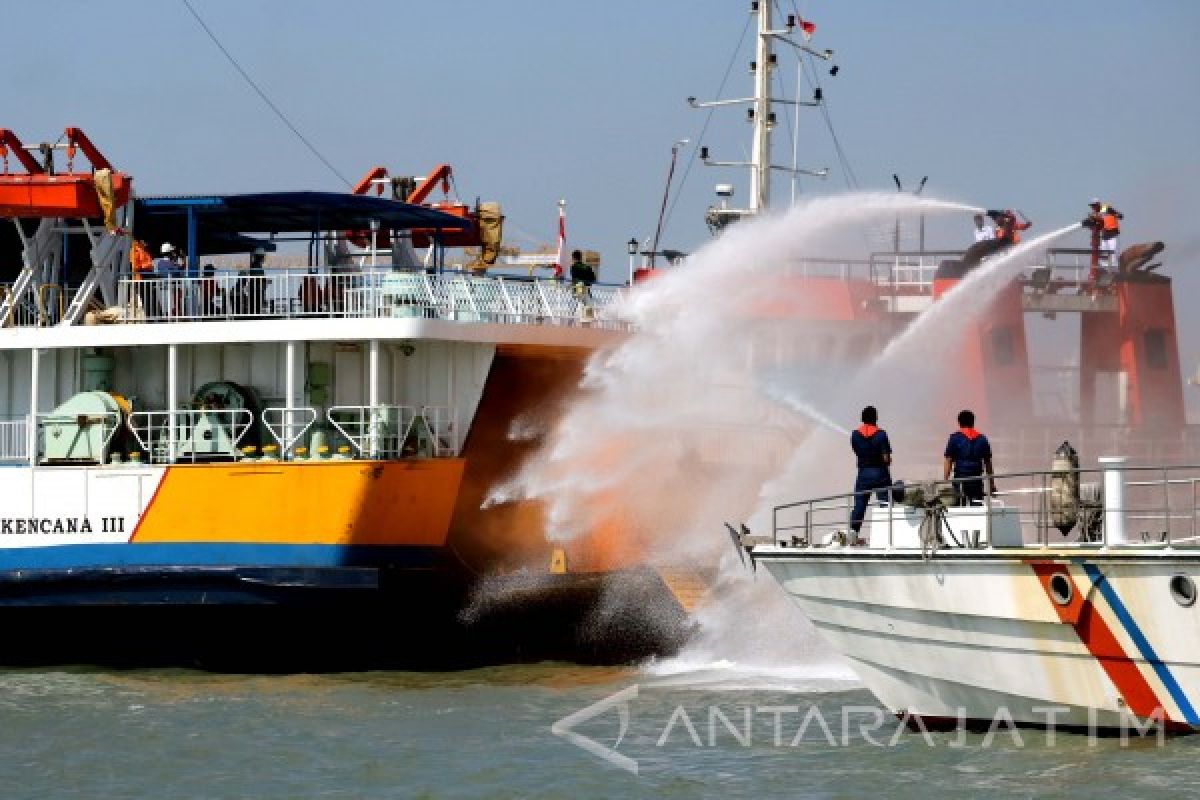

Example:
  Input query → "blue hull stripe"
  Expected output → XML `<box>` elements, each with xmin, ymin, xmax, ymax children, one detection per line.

<box><xmin>0</xmin><ymin>543</ymin><xmax>441</xmax><ymax>571</ymax></box>
<box><xmin>1082</xmin><ymin>563</ymin><xmax>1200</xmax><ymax>724</ymax></box>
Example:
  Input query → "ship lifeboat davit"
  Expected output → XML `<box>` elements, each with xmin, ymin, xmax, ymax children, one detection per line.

<box><xmin>0</xmin><ymin>127</ymin><xmax>132</xmax><ymax>219</ymax></box>
<box><xmin>343</xmin><ymin>164</ymin><xmax>501</xmax><ymax>258</ymax></box>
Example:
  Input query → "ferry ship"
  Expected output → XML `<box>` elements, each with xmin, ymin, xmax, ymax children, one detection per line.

<box><xmin>0</xmin><ymin>127</ymin><xmax>693</xmax><ymax>668</ymax></box>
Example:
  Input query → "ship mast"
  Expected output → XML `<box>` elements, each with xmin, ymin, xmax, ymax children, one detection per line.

<box><xmin>691</xmin><ymin>1</ymin><xmax>835</xmax><ymax>231</ymax></box>
<box><xmin>749</xmin><ymin>0</ymin><xmax>773</xmax><ymax>213</ymax></box>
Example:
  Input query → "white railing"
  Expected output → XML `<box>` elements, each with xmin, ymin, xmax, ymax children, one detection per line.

<box><xmin>0</xmin><ymin>417</ymin><xmax>29</xmax><ymax>463</ymax></box>
<box><xmin>326</xmin><ymin>405</ymin><xmax>459</xmax><ymax>459</ymax></box>
<box><xmin>0</xmin><ymin>284</ymin><xmax>78</xmax><ymax>327</ymax></box>
<box><xmin>261</xmin><ymin>406</ymin><xmax>319</xmax><ymax>456</ymax></box>
<box><xmin>2</xmin><ymin>406</ymin><xmax>462</xmax><ymax>466</ymax></box>
<box><xmin>127</xmin><ymin>409</ymin><xmax>254</xmax><ymax>464</ymax></box>
<box><xmin>770</xmin><ymin>463</ymin><xmax>1200</xmax><ymax>551</ymax></box>
<box><xmin>111</xmin><ymin>270</ymin><xmax>628</xmax><ymax>330</ymax></box>
<box><xmin>420</xmin><ymin>405</ymin><xmax>459</xmax><ymax>458</ymax></box>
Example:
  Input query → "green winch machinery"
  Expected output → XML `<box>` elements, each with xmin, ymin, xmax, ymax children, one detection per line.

<box><xmin>41</xmin><ymin>391</ymin><xmax>127</xmax><ymax>464</ymax></box>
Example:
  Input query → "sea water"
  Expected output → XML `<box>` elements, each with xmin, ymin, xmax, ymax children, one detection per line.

<box><xmin>0</xmin><ymin>664</ymin><xmax>1196</xmax><ymax>799</ymax></box>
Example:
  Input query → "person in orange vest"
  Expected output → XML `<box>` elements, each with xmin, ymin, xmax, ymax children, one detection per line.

<box><xmin>987</xmin><ymin>209</ymin><xmax>1032</xmax><ymax>246</ymax></box>
<box><xmin>130</xmin><ymin>239</ymin><xmax>154</xmax><ymax>277</ymax></box>
<box><xmin>1085</xmin><ymin>198</ymin><xmax>1123</xmax><ymax>274</ymax></box>
<box><xmin>850</xmin><ymin>405</ymin><xmax>893</xmax><ymax>539</ymax></box>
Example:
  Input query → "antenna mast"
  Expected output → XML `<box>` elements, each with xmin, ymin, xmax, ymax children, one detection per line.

<box><xmin>749</xmin><ymin>0</ymin><xmax>773</xmax><ymax>213</ymax></box>
<box><xmin>689</xmin><ymin>1</ymin><xmax>837</xmax><ymax>232</ymax></box>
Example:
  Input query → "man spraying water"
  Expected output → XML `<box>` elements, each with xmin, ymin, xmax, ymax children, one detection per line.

<box><xmin>958</xmin><ymin>208</ymin><xmax>1033</xmax><ymax>271</ymax></box>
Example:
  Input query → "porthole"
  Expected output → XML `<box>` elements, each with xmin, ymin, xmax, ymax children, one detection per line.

<box><xmin>1049</xmin><ymin>573</ymin><xmax>1072</xmax><ymax>606</ymax></box>
<box><xmin>1170</xmin><ymin>574</ymin><xmax>1197</xmax><ymax>608</ymax></box>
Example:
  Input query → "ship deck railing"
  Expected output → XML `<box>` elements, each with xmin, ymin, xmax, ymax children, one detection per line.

<box><xmin>325</xmin><ymin>404</ymin><xmax>458</xmax><ymax>459</ymax></box>
<box><xmin>126</xmin><ymin>409</ymin><xmax>256</xmax><ymax>465</ymax></box>
<box><xmin>9</xmin><ymin>404</ymin><xmax>463</xmax><ymax>467</ymax></box>
<box><xmin>0</xmin><ymin>282</ymin><xmax>78</xmax><ymax>327</ymax></box>
<box><xmin>781</xmin><ymin>248</ymin><xmax>1125</xmax><ymax>298</ymax></box>
<box><xmin>103</xmin><ymin>270</ymin><xmax>629</xmax><ymax>330</ymax></box>
<box><xmin>769</xmin><ymin>463</ymin><xmax>1200</xmax><ymax>552</ymax></box>
<box><xmin>0</xmin><ymin>416</ymin><xmax>29</xmax><ymax>464</ymax></box>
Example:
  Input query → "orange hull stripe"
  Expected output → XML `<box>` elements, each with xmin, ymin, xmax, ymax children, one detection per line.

<box><xmin>133</xmin><ymin>460</ymin><xmax>464</xmax><ymax>547</ymax></box>
<box><xmin>1029</xmin><ymin>562</ymin><xmax>1165</xmax><ymax>719</ymax></box>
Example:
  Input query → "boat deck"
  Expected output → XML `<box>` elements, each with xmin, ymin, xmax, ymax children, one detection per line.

<box><xmin>757</xmin><ymin>462</ymin><xmax>1200</xmax><ymax>555</ymax></box>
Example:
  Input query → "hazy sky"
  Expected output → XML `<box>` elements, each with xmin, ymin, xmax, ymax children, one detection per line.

<box><xmin>8</xmin><ymin>3</ymin><xmax>1200</xmax><ymax>342</ymax></box>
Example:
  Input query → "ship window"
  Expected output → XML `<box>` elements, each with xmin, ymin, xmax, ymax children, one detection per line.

<box><xmin>991</xmin><ymin>328</ymin><xmax>1015</xmax><ymax>366</ymax></box>
<box><xmin>1170</xmin><ymin>574</ymin><xmax>1196</xmax><ymax>607</ymax></box>
<box><xmin>1048</xmin><ymin>572</ymin><xmax>1072</xmax><ymax>606</ymax></box>
<box><xmin>1144</xmin><ymin>330</ymin><xmax>1168</xmax><ymax>369</ymax></box>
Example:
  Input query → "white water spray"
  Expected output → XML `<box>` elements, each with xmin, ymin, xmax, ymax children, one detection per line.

<box><xmin>758</xmin><ymin>222</ymin><xmax>1083</xmax><ymax>506</ymax></box>
<box><xmin>493</xmin><ymin>193</ymin><xmax>991</xmax><ymax>682</ymax></box>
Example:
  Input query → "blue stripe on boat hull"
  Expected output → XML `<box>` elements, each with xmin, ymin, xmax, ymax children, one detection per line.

<box><xmin>0</xmin><ymin>543</ymin><xmax>443</xmax><ymax>571</ymax></box>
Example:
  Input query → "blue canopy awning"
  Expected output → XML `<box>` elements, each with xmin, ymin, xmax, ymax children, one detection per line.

<box><xmin>135</xmin><ymin>190</ymin><xmax>471</xmax><ymax>256</ymax></box>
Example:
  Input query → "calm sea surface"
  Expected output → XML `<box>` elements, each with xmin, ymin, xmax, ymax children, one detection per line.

<box><xmin>1</xmin><ymin>663</ymin><xmax>1198</xmax><ymax>799</ymax></box>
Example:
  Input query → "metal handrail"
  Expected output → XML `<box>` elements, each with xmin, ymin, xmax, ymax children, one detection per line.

<box><xmin>261</xmin><ymin>406</ymin><xmax>318</xmax><ymax>456</ymax></box>
<box><xmin>107</xmin><ymin>269</ymin><xmax>630</xmax><ymax>329</ymax></box>
<box><xmin>126</xmin><ymin>409</ymin><xmax>254</xmax><ymax>464</ymax></box>
<box><xmin>771</xmin><ymin>463</ymin><xmax>1200</xmax><ymax>551</ymax></box>
<box><xmin>326</xmin><ymin>404</ymin><xmax>459</xmax><ymax>459</ymax></box>
<box><xmin>0</xmin><ymin>416</ymin><xmax>30</xmax><ymax>463</ymax></box>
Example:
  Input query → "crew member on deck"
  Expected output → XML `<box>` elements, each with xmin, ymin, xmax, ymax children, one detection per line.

<box><xmin>850</xmin><ymin>406</ymin><xmax>893</xmax><ymax>537</ymax></box>
<box><xmin>569</xmin><ymin>249</ymin><xmax>596</xmax><ymax>286</ymax></box>
<box><xmin>943</xmin><ymin>409</ymin><xmax>996</xmax><ymax>505</ymax></box>
<box><xmin>988</xmin><ymin>209</ymin><xmax>1032</xmax><ymax>246</ymax></box>
<box><xmin>1085</xmin><ymin>198</ymin><xmax>1123</xmax><ymax>273</ymax></box>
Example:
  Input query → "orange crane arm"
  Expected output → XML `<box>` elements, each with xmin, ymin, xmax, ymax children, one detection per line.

<box><xmin>351</xmin><ymin>166</ymin><xmax>389</xmax><ymax>196</ymax></box>
<box><xmin>407</xmin><ymin>164</ymin><xmax>453</xmax><ymax>205</ymax></box>
<box><xmin>0</xmin><ymin>129</ymin><xmax>45</xmax><ymax>174</ymax></box>
<box><xmin>63</xmin><ymin>127</ymin><xmax>114</xmax><ymax>172</ymax></box>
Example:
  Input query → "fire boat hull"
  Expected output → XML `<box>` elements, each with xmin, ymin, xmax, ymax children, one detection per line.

<box><xmin>756</xmin><ymin>550</ymin><xmax>1200</xmax><ymax>731</ymax></box>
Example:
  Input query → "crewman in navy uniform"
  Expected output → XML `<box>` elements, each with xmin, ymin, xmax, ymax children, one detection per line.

<box><xmin>850</xmin><ymin>406</ymin><xmax>893</xmax><ymax>537</ymax></box>
<box><xmin>943</xmin><ymin>409</ymin><xmax>996</xmax><ymax>505</ymax></box>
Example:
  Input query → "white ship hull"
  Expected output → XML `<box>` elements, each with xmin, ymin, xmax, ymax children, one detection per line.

<box><xmin>757</xmin><ymin>548</ymin><xmax>1200</xmax><ymax>731</ymax></box>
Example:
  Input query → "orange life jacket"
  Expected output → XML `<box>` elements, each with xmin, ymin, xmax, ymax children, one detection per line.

<box><xmin>130</xmin><ymin>240</ymin><xmax>153</xmax><ymax>274</ymax></box>
<box><xmin>1102</xmin><ymin>212</ymin><xmax>1119</xmax><ymax>232</ymax></box>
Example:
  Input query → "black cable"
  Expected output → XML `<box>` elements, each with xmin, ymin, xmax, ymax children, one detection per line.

<box><xmin>790</xmin><ymin>0</ymin><xmax>859</xmax><ymax>190</ymax></box>
<box><xmin>660</xmin><ymin>13</ymin><xmax>753</xmax><ymax>238</ymax></box>
<box><xmin>180</xmin><ymin>0</ymin><xmax>352</xmax><ymax>188</ymax></box>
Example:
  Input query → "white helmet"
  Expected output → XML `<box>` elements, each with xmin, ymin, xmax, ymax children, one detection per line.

<box><xmin>160</xmin><ymin>242</ymin><xmax>175</xmax><ymax>255</ymax></box>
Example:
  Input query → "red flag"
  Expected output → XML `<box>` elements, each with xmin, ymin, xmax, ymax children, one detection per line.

<box><xmin>799</xmin><ymin>19</ymin><xmax>815</xmax><ymax>40</ymax></box>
